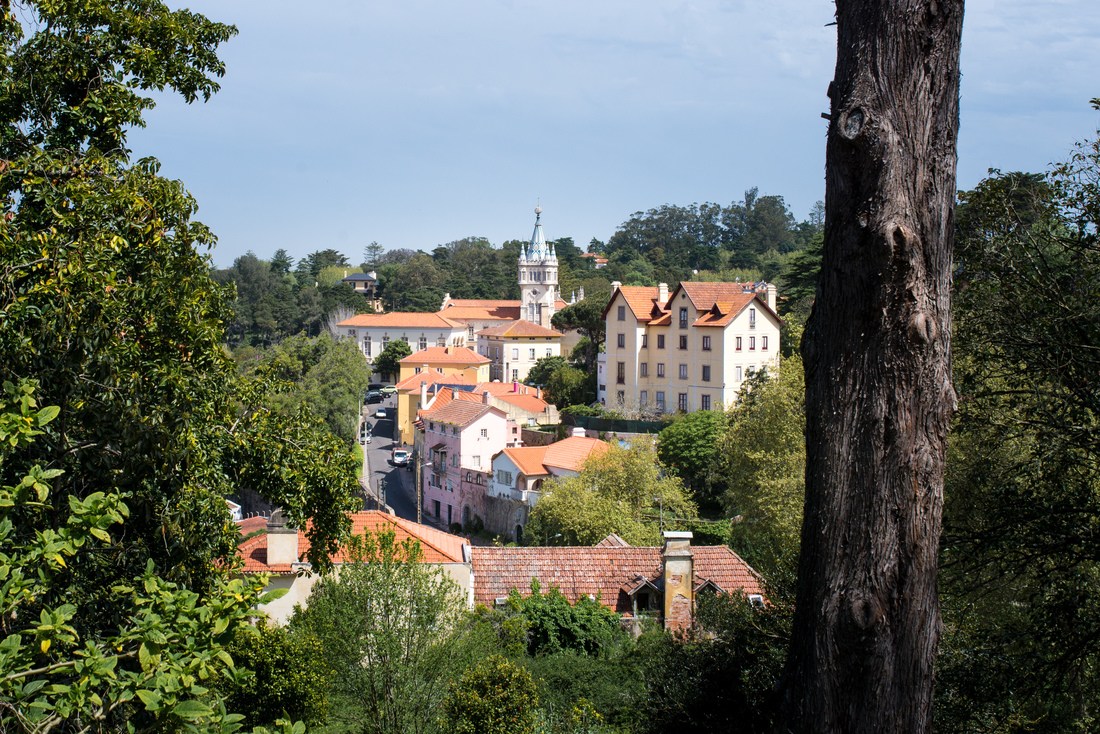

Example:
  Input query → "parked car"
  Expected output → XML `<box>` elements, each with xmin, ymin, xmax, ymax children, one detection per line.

<box><xmin>365</xmin><ymin>390</ymin><xmax>383</xmax><ymax>404</ymax></box>
<box><xmin>375</xmin><ymin>407</ymin><xmax>387</xmax><ymax>419</ymax></box>
<box><xmin>391</xmin><ymin>448</ymin><xmax>411</xmax><ymax>467</ymax></box>
<box><xmin>380</xmin><ymin>385</ymin><xmax>397</xmax><ymax>396</ymax></box>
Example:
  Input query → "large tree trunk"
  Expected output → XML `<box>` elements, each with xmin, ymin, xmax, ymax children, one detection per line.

<box><xmin>781</xmin><ymin>1</ymin><xmax>963</xmax><ymax>732</ymax></box>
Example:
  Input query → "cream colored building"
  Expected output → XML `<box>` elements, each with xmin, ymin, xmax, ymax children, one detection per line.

<box><xmin>334</xmin><ymin>312</ymin><xmax>467</xmax><ymax>381</ymax></box>
<box><xmin>599</xmin><ymin>281</ymin><xmax>781</xmax><ymax>413</ymax></box>
<box><xmin>477</xmin><ymin>320</ymin><xmax>563</xmax><ymax>383</ymax></box>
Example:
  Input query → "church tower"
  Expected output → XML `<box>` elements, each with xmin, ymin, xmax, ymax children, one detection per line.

<box><xmin>518</xmin><ymin>206</ymin><xmax>559</xmax><ymax>328</ymax></box>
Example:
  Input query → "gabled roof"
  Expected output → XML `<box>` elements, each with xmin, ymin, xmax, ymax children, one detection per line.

<box><xmin>542</xmin><ymin>436</ymin><xmax>609</xmax><ymax>472</ymax></box>
<box><xmin>494</xmin><ymin>392</ymin><xmax>551</xmax><ymax>414</ymax></box>
<box><xmin>470</xmin><ymin>544</ymin><xmax>765</xmax><ymax>615</ymax></box>
<box><xmin>237</xmin><ymin>511</ymin><xmax>469</xmax><ymax>574</ymax></box>
<box><xmin>399</xmin><ymin>346</ymin><xmax>490</xmax><ymax>366</ymax></box>
<box><xmin>692</xmin><ymin>295</ymin><xmax>758</xmax><ymax>327</ymax></box>
<box><xmin>338</xmin><ymin>312</ymin><xmax>462</xmax><ymax>329</ymax></box>
<box><xmin>422</xmin><ymin>398</ymin><xmax>503</xmax><ymax>429</ymax></box>
<box><xmin>477</xmin><ymin>320</ymin><xmax>562</xmax><ymax>338</ymax></box>
<box><xmin>603</xmin><ymin>286</ymin><xmax>662</xmax><ymax>322</ymax></box>
<box><xmin>677</xmin><ymin>281</ymin><xmax>767</xmax><ymax>314</ymax></box>
<box><xmin>497</xmin><ymin>436</ymin><xmax>608</xmax><ymax>477</ymax></box>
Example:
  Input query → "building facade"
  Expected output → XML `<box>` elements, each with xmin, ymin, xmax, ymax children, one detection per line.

<box><xmin>599</xmin><ymin>281</ymin><xmax>781</xmax><ymax>413</ymax></box>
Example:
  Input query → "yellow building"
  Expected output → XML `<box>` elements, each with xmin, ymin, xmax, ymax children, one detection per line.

<box><xmin>398</xmin><ymin>346</ymin><xmax>491</xmax><ymax>384</ymax></box>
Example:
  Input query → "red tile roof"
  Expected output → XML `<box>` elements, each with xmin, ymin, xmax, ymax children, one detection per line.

<box><xmin>677</xmin><ymin>282</ymin><xmax>762</xmax><ymax>313</ymax></box>
<box><xmin>395</xmin><ymin>370</ymin><xmax>477</xmax><ymax>393</ymax></box>
<box><xmin>500</xmin><ymin>445</ymin><xmax>552</xmax><ymax>477</ymax></box>
<box><xmin>470</xmin><ymin>543</ymin><xmax>764</xmax><ymax>614</ymax></box>
<box><xmin>337</xmin><ymin>312</ymin><xmax>462</xmax><ymax>329</ymax></box>
<box><xmin>478</xmin><ymin>320</ymin><xmax>562</xmax><ymax>338</ymax></box>
<box><xmin>399</xmin><ymin>346</ymin><xmax>490</xmax><ymax>366</ymax></box>
<box><xmin>422</xmin><ymin>398</ymin><xmax>502</xmax><ymax>428</ymax></box>
<box><xmin>542</xmin><ymin>436</ymin><xmax>609</xmax><ymax>472</ymax></box>
<box><xmin>237</xmin><ymin>511</ymin><xmax>469</xmax><ymax>574</ymax></box>
<box><xmin>605</xmin><ymin>286</ymin><xmax>662</xmax><ymax>322</ymax></box>
<box><xmin>440</xmin><ymin>301</ymin><xmax>522</xmax><ymax>321</ymax></box>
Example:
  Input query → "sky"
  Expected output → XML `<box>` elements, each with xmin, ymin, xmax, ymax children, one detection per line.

<box><xmin>128</xmin><ymin>0</ymin><xmax>1100</xmax><ymax>269</ymax></box>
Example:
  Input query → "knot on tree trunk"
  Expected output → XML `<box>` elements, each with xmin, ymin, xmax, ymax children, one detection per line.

<box><xmin>839</xmin><ymin>107</ymin><xmax>866</xmax><ymax>140</ymax></box>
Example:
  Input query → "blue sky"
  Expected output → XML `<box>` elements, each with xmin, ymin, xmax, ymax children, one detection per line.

<box><xmin>129</xmin><ymin>1</ymin><xmax>1100</xmax><ymax>268</ymax></box>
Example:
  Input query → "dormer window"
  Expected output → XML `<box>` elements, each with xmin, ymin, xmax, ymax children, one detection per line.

<box><xmin>679</xmin><ymin>308</ymin><xmax>689</xmax><ymax>329</ymax></box>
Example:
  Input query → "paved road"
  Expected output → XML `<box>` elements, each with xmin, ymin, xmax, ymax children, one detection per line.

<box><xmin>360</xmin><ymin>395</ymin><xmax>417</xmax><ymax>522</ymax></box>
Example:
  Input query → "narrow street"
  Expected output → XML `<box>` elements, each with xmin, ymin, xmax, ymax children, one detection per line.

<box><xmin>360</xmin><ymin>394</ymin><xmax>417</xmax><ymax>522</ymax></box>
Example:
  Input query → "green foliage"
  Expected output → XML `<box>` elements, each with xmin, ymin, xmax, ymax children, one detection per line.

<box><xmin>936</xmin><ymin>126</ymin><xmax>1100</xmax><ymax>731</ymax></box>
<box><xmin>718</xmin><ymin>357</ymin><xmax>805</xmax><ymax>588</ymax></box>
<box><xmin>634</xmin><ymin>592</ymin><xmax>789</xmax><ymax>734</ymax></box>
<box><xmin>657</xmin><ymin>410</ymin><xmax>727</xmax><ymax>512</ymax></box>
<box><xmin>290</xmin><ymin>531</ymin><xmax>491</xmax><ymax>734</ymax></box>
<box><xmin>0</xmin><ymin>381</ymin><xmax>271</xmax><ymax>733</ymax></box>
<box><xmin>219</xmin><ymin>622</ymin><xmax>331</xmax><ymax>728</ymax></box>
<box><xmin>372</xmin><ymin>339</ymin><xmax>414</xmax><ymax>382</ymax></box>
<box><xmin>526</xmin><ymin>442</ymin><xmax>696</xmax><ymax>546</ymax></box>
<box><xmin>442</xmin><ymin>656</ymin><xmax>540</xmax><ymax>734</ymax></box>
<box><xmin>505</xmin><ymin>581</ymin><xmax>626</xmax><ymax>658</ymax></box>
<box><xmin>526</xmin><ymin>355</ymin><xmax>569</xmax><ymax>387</ymax></box>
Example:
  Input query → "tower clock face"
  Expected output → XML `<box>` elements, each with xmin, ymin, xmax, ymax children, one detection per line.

<box><xmin>531</xmin><ymin>290</ymin><xmax>539</xmax><ymax>298</ymax></box>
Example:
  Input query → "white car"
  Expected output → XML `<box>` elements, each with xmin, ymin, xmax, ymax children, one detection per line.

<box><xmin>374</xmin><ymin>408</ymin><xmax>387</xmax><ymax>419</ymax></box>
<box><xmin>391</xmin><ymin>449</ymin><xmax>410</xmax><ymax>467</ymax></box>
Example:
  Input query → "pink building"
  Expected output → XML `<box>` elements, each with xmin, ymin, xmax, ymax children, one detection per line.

<box><xmin>420</xmin><ymin>393</ymin><xmax>510</xmax><ymax>531</ymax></box>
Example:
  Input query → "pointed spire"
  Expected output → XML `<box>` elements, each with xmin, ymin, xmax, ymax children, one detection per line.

<box><xmin>529</xmin><ymin>204</ymin><xmax>547</xmax><ymax>261</ymax></box>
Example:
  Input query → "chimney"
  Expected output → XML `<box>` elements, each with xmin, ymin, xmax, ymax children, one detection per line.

<box><xmin>483</xmin><ymin>390</ymin><xmax>492</xmax><ymax>405</ymax></box>
<box><xmin>611</xmin><ymin>281</ymin><xmax>622</xmax><ymax>290</ymax></box>
<box><xmin>661</xmin><ymin>531</ymin><xmax>694</xmax><ymax>632</ymax></box>
<box><xmin>766</xmin><ymin>282</ymin><xmax>777</xmax><ymax>312</ymax></box>
<box><xmin>657</xmin><ymin>282</ymin><xmax>669</xmax><ymax>305</ymax></box>
<box><xmin>266</xmin><ymin>509</ymin><xmax>300</xmax><ymax>566</ymax></box>
<box><xmin>571</xmin><ymin>426</ymin><xmax>586</xmax><ymax>437</ymax></box>
<box><xmin>420</xmin><ymin>380</ymin><xmax>428</xmax><ymax>406</ymax></box>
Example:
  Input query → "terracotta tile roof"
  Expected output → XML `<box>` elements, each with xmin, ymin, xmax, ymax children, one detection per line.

<box><xmin>395</xmin><ymin>370</ymin><xmax>477</xmax><ymax>393</ymax></box>
<box><xmin>439</xmin><ymin>304</ymin><xmax>521</xmax><ymax>321</ymax></box>
<box><xmin>470</xmin><ymin>544</ymin><xmax>764</xmax><ymax>614</ymax></box>
<box><xmin>692</xmin><ymin>297</ymin><xmax>757</xmax><ymax>327</ymax></box>
<box><xmin>500</xmin><ymin>445</ymin><xmax>552</xmax><ymax>477</ymax></box>
<box><xmin>677</xmin><ymin>282</ymin><xmax>760</xmax><ymax>312</ymax></box>
<box><xmin>495</xmin><ymin>392</ymin><xmax>551</xmax><ymax>414</ymax></box>
<box><xmin>422</xmin><ymin>398</ymin><xmax>501</xmax><ymax>428</ymax></box>
<box><xmin>237</xmin><ymin>511</ymin><xmax>469</xmax><ymax>574</ymax></box>
<box><xmin>472</xmin><ymin>382</ymin><xmax>537</xmax><ymax>397</ymax></box>
<box><xmin>337</xmin><ymin>312</ymin><xmax>462</xmax><ymax>329</ymax></box>
<box><xmin>399</xmin><ymin>346</ymin><xmax>490</xmax><ymax>366</ymax></box>
<box><xmin>478</xmin><ymin>320</ymin><xmax>562</xmax><ymax>338</ymax></box>
<box><xmin>605</xmin><ymin>286</ymin><xmax>662</xmax><ymax>322</ymax></box>
<box><xmin>542</xmin><ymin>436</ymin><xmax>609</xmax><ymax>472</ymax></box>
<box><xmin>444</xmin><ymin>299</ymin><xmax>521</xmax><ymax>309</ymax></box>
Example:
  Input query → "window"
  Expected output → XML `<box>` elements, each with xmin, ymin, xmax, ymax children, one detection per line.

<box><xmin>466</xmin><ymin>472</ymin><xmax>472</xmax><ymax>482</ymax></box>
<box><xmin>678</xmin><ymin>335</ymin><xmax>687</xmax><ymax>350</ymax></box>
<box><xmin>640</xmin><ymin>363</ymin><xmax>648</xmax><ymax>377</ymax></box>
<box><xmin>656</xmin><ymin>391</ymin><xmax>666</xmax><ymax>411</ymax></box>
<box><xmin>546</xmin><ymin>348</ymin><xmax>552</xmax><ymax>357</ymax></box>
<box><xmin>437</xmin><ymin>336</ymin><xmax>446</xmax><ymax>347</ymax></box>
<box><xmin>616</xmin><ymin>390</ymin><xmax>625</xmax><ymax>404</ymax></box>
<box><xmin>762</xmin><ymin>335</ymin><xmax>769</xmax><ymax>351</ymax></box>
<box><xmin>679</xmin><ymin>307</ymin><xmax>689</xmax><ymax>329</ymax></box>
<box><xmin>749</xmin><ymin>336</ymin><xmax>756</xmax><ymax>350</ymax></box>
<box><xmin>496</xmin><ymin>469</ymin><xmax>514</xmax><ymax>485</ymax></box>
<box><xmin>678</xmin><ymin>364</ymin><xmax>688</xmax><ymax>380</ymax></box>
<box><xmin>419</xmin><ymin>337</ymin><xmax>427</xmax><ymax>351</ymax></box>
<box><xmin>642</xmin><ymin>334</ymin><xmax>648</xmax><ymax>348</ymax></box>
<box><xmin>616</xmin><ymin>362</ymin><xmax>625</xmax><ymax>384</ymax></box>
<box><xmin>702</xmin><ymin>335</ymin><xmax>712</xmax><ymax>351</ymax></box>
<box><xmin>678</xmin><ymin>393</ymin><xmax>688</xmax><ymax>411</ymax></box>
<box><xmin>702</xmin><ymin>365</ymin><xmax>711</xmax><ymax>382</ymax></box>
<box><xmin>657</xmin><ymin>363</ymin><xmax>665</xmax><ymax>378</ymax></box>
<box><xmin>511</xmin><ymin>369</ymin><xmax>518</xmax><ymax>381</ymax></box>
<box><xmin>348</xmin><ymin>329</ymin><xmax>357</xmax><ymax>338</ymax></box>
<box><xmin>657</xmin><ymin>335</ymin><xmax>665</xmax><ymax>349</ymax></box>
<box><xmin>382</xmin><ymin>336</ymin><xmax>390</xmax><ymax>347</ymax></box>
<box><xmin>452</xmin><ymin>426</ymin><xmax>458</xmax><ymax>436</ymax></box>
<box><xmin>364</xmin><ymin>336</ymin><xmax>371</xmax><ymax>356</ymax></box>
<box><xmin>736</xmin><ymin>366</ymin><xmax>743</xmax><ymax>382</ymax></box>
<box><xmin>640</xmin><ymin>390</ymin><xmax>648</xmax><ymax>406</ymax></box>
<box><xmin>617</xmin><ymin>333</ymin><xmax>625</xmax><ymax>348</ymax></box>
<box><xmin>472</xmin><ymin>455</ymin><xmax>480</xmax><ymax>466</ymax></box>
<box><xmin>414</xmin><ymin>366</ymin><xmax>422</xmax><ymax>374</ymax></box>
<box><xmin>701</xmin><ymin>394</ymin><xmax>711</xmax><ymax>410</ymax></box>
<box><xmin>480</xmin><ymin>428</ymin><xmax>488</xmax><ymax>438</ymax></box>
<box><xmin>511</xmin><ymin>348</ymin><xmax>519</xmax><ymax>360</ymax></box>
<box><xmin>736</xmin><ymin>336</ymin><xmax>743</xmax><ymax>351</ymax></box>
<box><xmin>433</xmin><ymin>500</ymin><xmax>441</xmax><ymax>518</ymax></box>
<box><xmin>749</xmin><ymin>307</ymin><xmax>757</xmax><ymax>328</ymax></box>
<box><xmin>468</xmin><ymin>325</ymin><xmax>475</xmax><ymax>339</ymax></box>
<box><xmin>617</xmin><ymin>305</ymin><xmax>626</xmax><ymax>321</ymax></box>
<box><xmin>451</xmin><ymin>454</ymin><xmax>459</xmax><ymax>467</ymax></box>
<box><xmin>429</xmin><ymin>421</ymin><xmax>435</xmax><ymax>432</ymax></box>
<box><xmin>529</xmin><ymin>348</ymin><xmax>536</xmax><ymax>360</ymax></box>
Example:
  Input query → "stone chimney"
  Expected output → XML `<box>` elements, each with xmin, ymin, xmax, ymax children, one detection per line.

<box><xmin>658</xmin><ymin>282</ymin><xmax>669</xmax><ymax>305</ymax></box>
<box><xmin>610</xmin><ymin>281</ymin><xmax>622</xmax><ymax>290</ymax></box>
<box><xmin>571</xmin><ymin>426</ymin><xmax>586</xmax><ymax>438</ymax></box>
<box><xmin>420</xmin><ymin>380</ymin><xmax>428</xmax><ymax>406</ymax></box>
<box><xmin>766</xmin><ymin>282</ymin><xmax>777</xmax><ymax>312</ymax></box>
<box><xmin>661</xmin><ymin>531</ymin><xmax>694</xmax><ymax>632</ymax></box>
<box><xmin>483</xmin><ymin>390</ymin><xmax>492</xmax><ymax>406</ymax></box>
<box><xmin>266</xmin><ymin>509</ymin><xmax>300</xmax><ymax>566</ymax></box>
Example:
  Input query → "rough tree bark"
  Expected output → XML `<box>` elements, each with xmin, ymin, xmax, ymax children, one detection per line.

<box><xmin>781</xmin><ymin>1</ymin><xmax>963</xmax><ymax>732</ymax></box>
